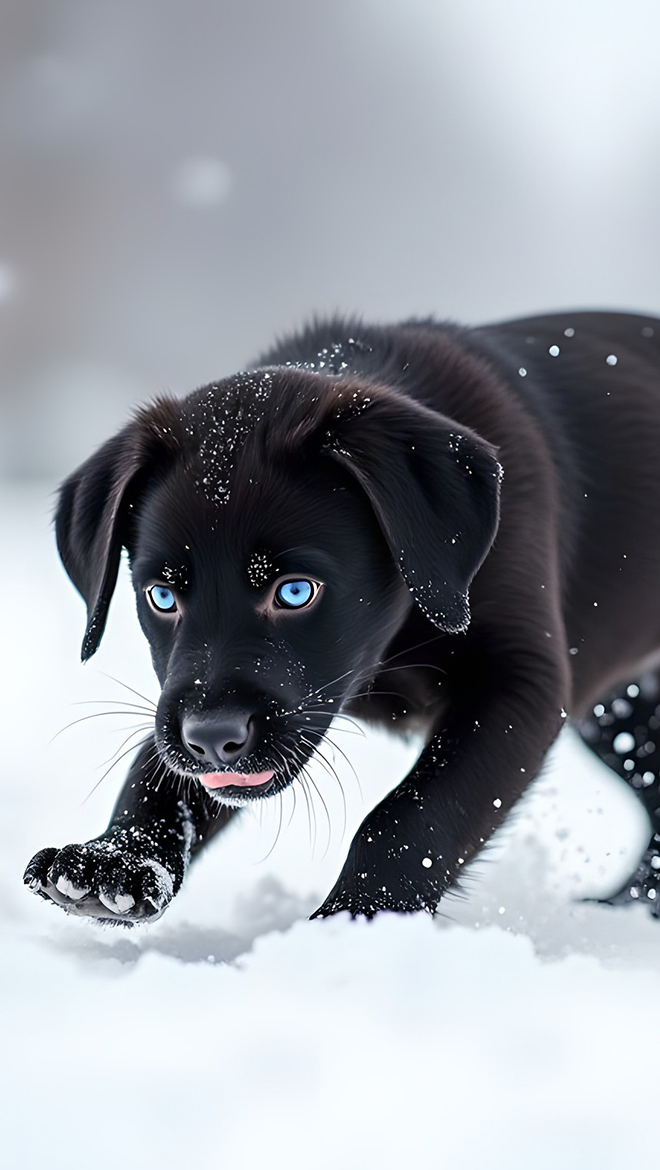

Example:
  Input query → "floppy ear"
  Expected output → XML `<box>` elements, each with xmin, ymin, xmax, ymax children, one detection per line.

<box><xmin>326</xmin><ymin>389</ymin><xmax>502</xmax><ymax>633</ymax></box>
<box><xmin>55</xmin><ymin>402</ymin><xmax>182</xmax><ymax>661</ymax></box>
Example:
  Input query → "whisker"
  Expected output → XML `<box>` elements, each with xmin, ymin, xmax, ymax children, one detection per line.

<box><xmin>255</xmin><ymin>768</ymin><xmax>285</xmax><ymax>862</ymax></box>
<box><xmin>109</xmin><ymin>721</ymin><xmax>156</xmax><ymax>735</ymax></box>
<box><xmin>289</xmin><ymin>636</ymin><xmax>447</xmax><ymax>717</ymax></box>
<box><xmin>324</xmin><ymin>737</ymin><xmax>350</xmax><ymax>834</ymax></box>
<box><xmin>300</xmin><ymin>762</ymin><xmax>333</xmax><ymax>857</ymax></box>
<box><xmin>73</xmin><ymin>699</ymin><xmax>157</xmax><ymax>715</ymax></box>
<box><xmin>293</xmin><ymin>705</ymin><xmax>366</xmax><ymax>734</ymax></box>
<box><xmin>95</xmin><ymin>671</ymin><xmax>158</xmax><ymax>709</ymax></box>
<box><xmin>343</xmin><ymin>689</ymin><xmax>407</xmax><ymax>702</ymax></box>
<box><xmin>299</xmin><ymin>664</ymin><xmax>363</xmax><ymax>704</ymax></box>
<box><xmin>305</xmin><ymin>726</ymin><xmax>363</xmax><ymax>804</ymax></box>
<box><xmin>50</xmin><ymin>709</ymin><xmax>155</xmax><ymax>743</ymax></box>
<box><xmin>286</xmin><ymin>781</ymin><xmax>298</xmax><ymax>829</ymax></box>
<box><xmin>375</xmin><ymin>631</ymin><xmax>445</xmax><ymax>670</ymax></box>
<box><xmin>299</xmin><ymin>735</ymin><xmax>341</xmax><ymax>853</ymax></box>
<box><xmin>297</xmin><ymin>771</ymin><xmax>315</xmax><ymax>852</ymax></box>
<box><xmin>152</xmin><ymin>750</ymin><xmax>172</xmax><ymax>798</ymax></box>
<box><xmin>97</xmin><ymin>724</ymin><xmax>154</xmax><ymax>769</ymax></box>
<box><xmin>299</xmin><ymin>713</ymin><xmax>365</xmax><ymax>736</ymax></box>
<box><xmin>80</xmin><ymin>734</ymin><xmax>153</xmax><ymax>806</ymax></box>
<box><xmin>366</xmin><ymin>660</ymin><xmax>447</xmax><ymax>676</ymax></box>
<box><xmin>301</xmin><ymin>768</ymin><xmax>319</xmax><ymax>857</ymax></box>
<box><xmin>284</xmin><ymin>737</ymin><xmax>329</xmax><ymax>858</ymax></box>
<box><xmin>391</xmin><ymin>661</ymin><xmax>446</xmax><ymax>673</ymax></box>
<box><xmin>306</xmin><ymin>730</ymin><xmax>353</xmax><ymax>826</ymax></box>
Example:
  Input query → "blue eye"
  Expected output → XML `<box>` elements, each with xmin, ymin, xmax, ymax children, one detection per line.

<box><xmin>147</xmin><ymin>585</ymin><xmax>177</xmax><ymax>614</ymax></box>
<box><xmin>275</xmin><ymin>579</ymin><xmax>316</xmax><ymax>609</ymax></box>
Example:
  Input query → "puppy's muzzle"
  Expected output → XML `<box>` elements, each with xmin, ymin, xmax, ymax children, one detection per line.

<box><xmin>181</xmin><ymin>710</ymin><xmax>259</xmax><ymax>768</ymax></box>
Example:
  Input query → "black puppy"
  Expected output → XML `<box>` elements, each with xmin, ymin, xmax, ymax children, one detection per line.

<box><xmin>24</xmin><ymin>311</ymin><xmax>660</xmax><ymax>923</ymax></box>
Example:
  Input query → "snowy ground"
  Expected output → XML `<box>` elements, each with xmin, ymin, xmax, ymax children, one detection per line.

<box><xmin>3</xmin><ymin>484</ymin><xmax>660</xmax><ymax>1169</ymax></box>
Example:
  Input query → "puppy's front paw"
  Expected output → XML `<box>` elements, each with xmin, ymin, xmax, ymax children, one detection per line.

<box><xmin>23</xmin><ymin>835</ymin><xmax>175</xmax><ymax>925</ymax></box>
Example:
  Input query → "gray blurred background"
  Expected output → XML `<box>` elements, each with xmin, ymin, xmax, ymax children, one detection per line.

<box><xmin>1</xmin><ymin>0</ymin><xmax>659</xmax><ymax>480</ymax></box>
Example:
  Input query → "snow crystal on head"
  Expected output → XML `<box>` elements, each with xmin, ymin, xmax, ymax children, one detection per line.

<box><xmin>289</xmin><ymin>341</ymin><xmax>349</xmax><ymax>376</ymax></box>
<box><xmin>159</xmin><ymin>561</ymin><xmax>189</xmax><ymax>589</ymax></box>
<box><xmin>285</xmin><ymin>336</ymin><xmax>372</xmax><ymax>376</ymax></box>
<box><xmin>187</xmin><ymin>371</ymin><xmax>274</xmax><ymax>505</ymax></box>
<box><xmin>247</xmin><ymin>550</ymin><xmax>276</xmax><ymax>588</ymax></box>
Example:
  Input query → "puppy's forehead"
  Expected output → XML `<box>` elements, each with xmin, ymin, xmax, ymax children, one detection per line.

<box><xmin>141</xmin><ymin>450</ymin><xmax>358</xmax><ymax>560</ymax></box>
<box><xmin>181</xmin><ymin>365</ymin><xmax>371</xmax><ymax>507</ymax></box>
<box><xmin>186</xmin><ymin>369</ymin><xmax>277</xmax><ymax>506</ymax></box>
<box><xmin>135</xmin><ymin>370</ymin><xmax>370</xmax><ymax>570</ymax></box>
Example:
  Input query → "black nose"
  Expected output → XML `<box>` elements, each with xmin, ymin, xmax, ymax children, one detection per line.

<box><xmin>181</xmin><ymin>712</ymin><xmax>258</xmax><ymax>768</ymax></box>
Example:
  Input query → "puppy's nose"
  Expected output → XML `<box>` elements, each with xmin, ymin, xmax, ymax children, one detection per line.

<box><xmin>181</xmin><ymin>712</ymin><xmax>257</xmax><ymax>767</ymax></box>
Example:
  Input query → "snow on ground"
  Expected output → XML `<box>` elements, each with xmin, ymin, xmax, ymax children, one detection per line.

<box><xmin>2</xmin><ymin>485</ymin><xmax>660</xmax><ymax>1169</ymax></box>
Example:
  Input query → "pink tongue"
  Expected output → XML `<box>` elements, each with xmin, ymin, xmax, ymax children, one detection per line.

<box><xmin>200</xmin><ymin>770</ymin><xmax>275</xmax><ymax>790</ymax></box>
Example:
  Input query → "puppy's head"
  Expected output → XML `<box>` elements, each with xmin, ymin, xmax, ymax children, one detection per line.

<box><xmin>56</xmin><ymin>368</ymin><xmax>501</xmax><ymax>804</ymax></box>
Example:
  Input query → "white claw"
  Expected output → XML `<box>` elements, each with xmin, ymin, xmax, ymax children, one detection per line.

<box><xmin>98</xmin><ymin>890</ymin><xmax>136</xmax><ymax>914</ymax></box>
<box><xmin>55</xmin><ymin>875</ymin><xmax>89</xmax><ymax>901</ymax></box>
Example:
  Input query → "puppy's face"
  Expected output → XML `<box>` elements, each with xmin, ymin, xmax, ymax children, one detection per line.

<box><xmin>56</xmin><ymin>365</ymin><xmax>501</xmax><ymax>807</ymax></box>
<box><xmin>129</xmin><ymin>448</ymin><xmax>410</xmax><ymax>804</ymax></box>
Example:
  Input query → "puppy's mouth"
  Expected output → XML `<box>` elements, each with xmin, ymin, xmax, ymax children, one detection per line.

<box><xmin>198</xmin><ymin>769</ymin><xmax>275</xmax><ymax>793</ymax></box>
<box><xmin>156</xmin><ymin>706</ymin><xmax>336</xmax><ymax>806</ymax></box>
<box><xmin>193</xmin><ymin>763</ymin><xmax>296</xmax><ymax>807</ymax></box>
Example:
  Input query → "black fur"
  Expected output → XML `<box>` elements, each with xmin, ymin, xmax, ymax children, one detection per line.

<box><xmin>23</xmin><ymin>311</ymin><xmax>660</xmax><ymax>922</ymax></box>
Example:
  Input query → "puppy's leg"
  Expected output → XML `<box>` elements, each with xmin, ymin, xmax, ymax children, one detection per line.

<box><xmin>24</xmin><ymin>739</ymin><xmax>236</xmax><ymax>924</ymax></box>
<box><xmin>577</xmin><ymin>672</ymin><xmax>660</xmax><ymax>913</ymax></box>
<box><xmin>313</xmin><ymin>632</ymin><xmax>569</xmax><ymax>917</ymax></box>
